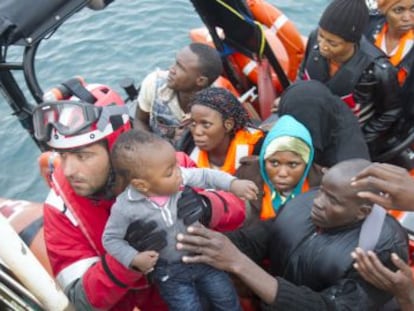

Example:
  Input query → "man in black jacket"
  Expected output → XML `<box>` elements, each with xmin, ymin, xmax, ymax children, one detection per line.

<box><xmin>176</xmin><ymin>158</ymin><xmax>409</xmax><ymax>310</ymax></box>
<box><xmin>298</xmin><ymin>0</ymin><xmax>401</xmax><ymax>158</ymax></box>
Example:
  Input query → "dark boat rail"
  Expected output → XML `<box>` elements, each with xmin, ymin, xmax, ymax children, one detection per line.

<box><xmin>0</xmin><ymin>0</ymin><xmax>111</xmax><ymax>149</ymax></box>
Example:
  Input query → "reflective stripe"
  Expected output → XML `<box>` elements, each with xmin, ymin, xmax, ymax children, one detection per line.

<box><xmin>56</xmin><ymin>257</ymin><xmax>100</xmax><ymax>290</ymax></box>
<box><xmin>270</xmin><ymin>14</ymin><xmax>288</xmax><ymax>35</ymax></box>
<box><xmin>242</xmin><ymin>60</ymin><xmax>257</xmax><ymax>76</ymax></box>
<box><xmin>358</xmin><ymin>103</ymin><xmax>375</xmax><ymax>124</ymax></box>
<box><xmin>357</xmin><ymin>103</ymin><xmax>374</xmax><ymax>119</ymax></box>
<box><xmin>45</xmin><ymin>188</ymin><xmax>78</xmax><ymax>226</ymax></box>
<box><xmin>235</xmin><ymin>144</ymin><xmax>249</xmax><ymax>170</ymax></box>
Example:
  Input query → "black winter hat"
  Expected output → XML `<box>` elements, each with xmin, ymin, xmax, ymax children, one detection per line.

<box><xmin>319</xmin><ymin>0</ymin><xmax>369</xmax><ymax>43</ymax></box>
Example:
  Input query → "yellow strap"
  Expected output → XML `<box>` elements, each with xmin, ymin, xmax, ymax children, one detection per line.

<box><xmin>215</xmin><ymin>0</ymin><xmax>266</xmax><ymax>57</ymax></box>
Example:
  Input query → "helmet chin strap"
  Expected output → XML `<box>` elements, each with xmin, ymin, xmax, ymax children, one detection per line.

<box><xmin>103</xmin><ymin>167</ymin><xmax>117</xmax><ymax>199</ymax></box>
<box><xmin>87</xmin><ymin>140</ymin><xmax>117</xmax><ymax>201</ymax></box>
<box><xmin>87</xmin><ymin>166</ymin><xmax>116</xmax><ymax>201</ymax></box>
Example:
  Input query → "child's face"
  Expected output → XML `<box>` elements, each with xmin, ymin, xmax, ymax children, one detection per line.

<box><xmin>141</xmin><ymin>141</ymin><xmax>183</xmax><ymax>196</ymax></box>
<box><xmin>265</xmin><ymin>151</ymin><xmax>306</xmax><ymax>193</ymax></box>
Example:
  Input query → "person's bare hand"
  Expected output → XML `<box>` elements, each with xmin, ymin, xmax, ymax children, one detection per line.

<box><xmin>176</xmin><ymin>225</ymin><xmax>244</xmax><ymax>273</ymax></box>
<box><xmin>351</xmin><ymin>163</ymin><xmax>414</xmax><ymax>211</ymax></box>
<box><xmin>230</xmin><ymin>179</ymin><xmax>259</xmax><ymax>201</ymax></box>
<box><xmin>352</xmin><ymin>247</ymin><xmax>414</xmax><ymax>303</ymax></box>
<box><xmin>131</xmin><ymin>250</ymin><xmax>159</xmax><ymax>274</ymax></box>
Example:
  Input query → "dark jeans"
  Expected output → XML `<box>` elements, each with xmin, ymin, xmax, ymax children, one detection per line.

<box><xmin>152</xmin><ymin>261</ymin><xmax>241</xmax><ymax>311</ymax></box>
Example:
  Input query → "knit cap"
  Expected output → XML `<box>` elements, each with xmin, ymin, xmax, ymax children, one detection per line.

<box><xmin>319</xmin><ymin>0</ymin><xmax>369</xmax><ymax>43</ymax></box>
<box><xmin>377</xmin><ymin>0</ymin><xmax>401</xmax><ymax>13</ymax></box>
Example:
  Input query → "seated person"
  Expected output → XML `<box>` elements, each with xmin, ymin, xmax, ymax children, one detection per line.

<box><xmin>236</xmin><ymin>115</ymin><xmax>314</xmax><ymax>225</ymax></box>
<box><xmin>364</xmin><ymin>0</ymin><xmax>414</xmax><ymax>154</ymax></box>
<box><xmin>134</xmin><ymin>43</ymin><xmax>223</xmax><ymax>146</ymax></box>
<box><xmin>182</xmin><ymin>86</ymin><xmax>264</xmax><ymax>175</ymax></box>
<box><xmin>299</xmin><ymin>0</ymin><xmax>401</xmax><ymax>157</ymax></box>
<box><xmin>103</xmin><ymin>129</ymin><xmax>259</xmax><ymax>311</ymax></box>
<box><xmin>176</xmin><ymin>158</ymin><xmax>409</xmax><ymax>310</ymax></box>
<box><xmin>366</xmin><ymin>0</ymin><xmax>414</xmax><ymax>87</ymax></box>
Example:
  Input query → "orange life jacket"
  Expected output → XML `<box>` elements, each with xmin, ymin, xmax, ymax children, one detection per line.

<box><xmin>190</xmin><ymin>128</ymin><xmax>264</xmax><ymax>175</ymax></box>
<box><xmin>260</xmin><ymin>179</ymin><xmax>310</xmax><ymax>220</ymax></box>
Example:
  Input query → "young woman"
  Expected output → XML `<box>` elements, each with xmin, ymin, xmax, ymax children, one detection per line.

<box><xmin>236</xmin><ymin>115</ymin><xmax>314</xmax><ymax>225</ymax></box>
<box><xmin>258</xmin><ymin>115</ymin><xmax>314</xmax><ymax>219</ymax></box>
<box><xmin>299</xmin><ymin>0</ymin><xmax>401</xmax><ymax>158</ymax></box>
<box><xmin>183</xmin><ymin>87</ymin><xmax>264</xmax><ymax>175</ymax></box>
<box><xmin>365</xmin><ymin>0</ymin><xmax>414</xmax><ymax>155</ymax></box>
<box><xmin>367</xmin><ymin>0</ymin><xmax>414</xmax><ymax>86</ymax></box>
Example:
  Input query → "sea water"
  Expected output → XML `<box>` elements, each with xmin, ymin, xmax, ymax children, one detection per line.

<box><xmin>0</xmin><ymin>0</ymin><xmax>327</xmax><ymax>201</ymax></box>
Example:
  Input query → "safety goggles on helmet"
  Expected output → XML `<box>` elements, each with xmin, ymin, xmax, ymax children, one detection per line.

<box><xmin>33</xmin><ymin>100</ymin><xmax>129</xmax><ymax>148</ymax></box>
<box><xmin>33</xmin><ymin>101</ymin><xmax>101</xmax><ymax>142</ymax></box>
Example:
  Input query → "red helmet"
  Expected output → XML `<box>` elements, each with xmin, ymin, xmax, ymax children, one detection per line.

<box><xmin>33</xmin><ymin>83</ymin><xmax>131</xmax><ymax>150</ymax></box>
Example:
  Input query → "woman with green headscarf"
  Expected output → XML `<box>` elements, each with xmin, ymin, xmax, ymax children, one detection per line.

<box><xmin>237</xmin><ymin>114</ymin><xmax>314</xmax><ymax>225</ymax></box>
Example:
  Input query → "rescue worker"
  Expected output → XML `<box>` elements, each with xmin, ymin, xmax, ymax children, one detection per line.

<box><xmin>32</xmin><ymin>81</ymin><xmax>246</xmax><ymax>310</ymax></box>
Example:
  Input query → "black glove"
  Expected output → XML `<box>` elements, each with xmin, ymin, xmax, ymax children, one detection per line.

<box><xmin>124</xmin><ymin>219</ymin><xmax>167</xmax><ymax>252</ymax></box>
<box><xmin>177</xmin><ymin>186</ymin><xmax>211</xmax><ymax>226</ymax></box>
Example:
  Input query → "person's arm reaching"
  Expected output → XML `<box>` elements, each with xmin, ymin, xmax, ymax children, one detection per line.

<box><xmin>350</xmin><ymin>163</ymin><xmax>414</xmax><ymax>211</ymax></box>
<box><xmin>352</xmin><ymin>248</ymin><xmax>414</xmax><ymax>311</ymax></box>
<box><xmin>177</xmin><ymin>225</ymin><xmax>400</xmax><ymax>310</ymax></box>
<box><xmin>176</xmin><ymin>152</ymin><xmax>246</xmax><ymax>231</ymax></box>
<box><xmin>177</xmin><ymin>225</ymin><xmax>277</xmax><ymax>303</ymax></box>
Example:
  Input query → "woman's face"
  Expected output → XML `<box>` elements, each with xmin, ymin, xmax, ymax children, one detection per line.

<box><xmin>386</xmin><ymin>0</ymin><xmax>414</xmax><ymax>36</ymax></box>
<box><xmin>189</xmin><ymin>104</ymin><xmax>231</xmax><ymax>152</ymax></box>
<box><xmin>265</xmin><ymin>151</ymin><xmax>307</xmax><ymax>193</ymax></box>
<box><xmin>317</xmin><ymin>28</ymin><xmax>355</xmax><ymax>63</ymax></box>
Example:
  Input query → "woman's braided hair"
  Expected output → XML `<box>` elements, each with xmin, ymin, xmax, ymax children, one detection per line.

<box><xmin>190</xmin><ymin>87</ymin><xmax>250</xmax><ymax>135</ymax></box>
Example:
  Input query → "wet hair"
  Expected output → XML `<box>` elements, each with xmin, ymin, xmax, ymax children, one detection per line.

<box><xmin>111</xmin><ymin>129</ymin><xmax>165</xmax><ymax>182</ymax></box>
<box><xmin>189</xmin><ymin>43</ymin><xmax>223</xmax><ymax>85</ymax></box>
<box><xmin>190</xmin><ymin>87</ymin><xmax>250</xmax><ymax>135</ymax></box>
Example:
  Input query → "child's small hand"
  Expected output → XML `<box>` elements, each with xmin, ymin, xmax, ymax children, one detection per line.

<box><xmin>230</xmin><ymin>179</ymin><xmax>259</xmax><ymax>201</ymax></box>
<box><xmin>131</xmin><ymin>250</ymin><xmax>159</xmax><ymax>274</ymax></box>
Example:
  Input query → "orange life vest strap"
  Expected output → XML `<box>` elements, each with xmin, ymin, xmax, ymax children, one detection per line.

<box><xmin>196</xmin><ymin>129</ymin><xmax>264</xmax><ymax>175</ymax></box>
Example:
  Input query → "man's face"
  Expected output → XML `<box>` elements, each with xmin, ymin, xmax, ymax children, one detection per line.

<box><xmin>60</xmin><ymin>142</ymin><xmax>111</xmax><ymax>197</ymax></box>
<box><xmin>311</xmin><ymin>166</ymin><xmax>365</xmax><ymax>229</ymax></box>
<box><xmin>167</xmin><ymin>46</ymin><xmax>203</xmax><ymax>92</ymax></box>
